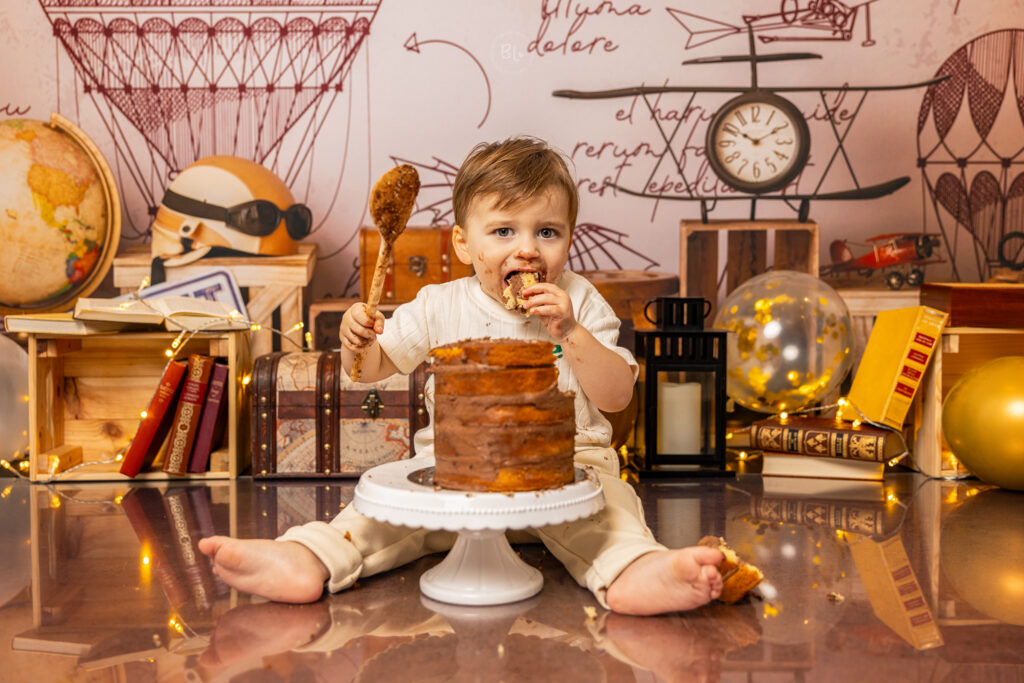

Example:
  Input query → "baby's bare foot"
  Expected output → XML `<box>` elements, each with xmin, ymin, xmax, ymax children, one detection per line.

<box><xmin>605</xmin><ymin>546</ymin><xmax>723</xmax><ymax>615</ymax></box>
<box><xmin>198</xmin><ymin>536</ymin><xmax>329</xmax><ymax>603</ymax></box>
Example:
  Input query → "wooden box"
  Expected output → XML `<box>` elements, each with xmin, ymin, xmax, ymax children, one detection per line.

<box><xmin>251</xmin><ymin>350</ymin><xmax>428</xmax><ymax>477</ymax></box>
<box><xmin>837</xmin><ymin>287</ymin><xmax>922</xmax><ymax>375</ymax></box>
<box><xmin>28</xmin><ymin>331</ymin><xmax>251</xmax><ymax>482</ymax></box>
<box><xmin>680</xmin><ymin>219</ymin><xmax>820</xmax><ymax>321</ymax></box>
<box><xmin>910</xmin><ymin>326</ymin><xmax>1024</xmax><ymax>478</ymax></box>
<box><xmin>919</xmin><ymin>282</ymin><xmax>1024</xmax><ymax>329</ymax></box>
<box><xmin>308</xmin><ymin>297</ymin><xmax>401</xmax><ymax>351</ymax></box>
<box><xmin>113</xmin><ymin>244</ymin><xmax>316</xmax><ymax>358</ymax></box>
<box><xmin>360</xmin><ymin>226</ymin><xmax>473</xmax><ymax>304</ymax></box>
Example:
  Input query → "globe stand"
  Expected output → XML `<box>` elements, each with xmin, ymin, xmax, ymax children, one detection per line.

<box><xmin>353</xmin><ymin>457</ymin><xmax>605</xmax><ymax>606</ymax></box>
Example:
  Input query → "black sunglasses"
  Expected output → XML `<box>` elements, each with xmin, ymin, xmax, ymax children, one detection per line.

<box><xmin>162</xmin><ymin>188</ymin><xmax>312</xmax><ymax>240</ymax></box>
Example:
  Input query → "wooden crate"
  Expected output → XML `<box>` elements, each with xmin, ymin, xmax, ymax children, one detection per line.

<box><xmin>113</xmin><ymin>244</ymin><xmax>316</xmax><ymax>358</ymax></box>
<box><xmin>308</xmin><ymin>298</ymin><xmax>401</xmax><ymax>351</ymax></box>
<box><xmin>837</xmin><ymin>287</ymin><xmax>922</xmax><ymax>375</ymax></box>
<box><xmin>20</xmin><ymin>482</ymin><xmax>239</xmax><ymax>650</ymax></box>
<box><xmin>28</xmin><ymin>331</ymin><xmax>251</xmax><ymax>481</ymax></box>
<box><xmin>910</xmin><ymin>326</ymin><xmax>1024</xmax><ymax>478</ymax></box>
<box><xmin>680</xmin><ymin>220</ymin><xmax>819</xmax><ymax>321</ymax></box>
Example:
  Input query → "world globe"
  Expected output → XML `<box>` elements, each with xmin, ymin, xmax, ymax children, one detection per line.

<box><xmin>0</xmin><ymin>114</ymin><xmax>120</xmax><ymax>314</ymax></box>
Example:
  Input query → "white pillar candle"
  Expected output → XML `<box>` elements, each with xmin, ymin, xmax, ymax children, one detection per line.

<box><xmin>657</xmin><ymin>381</ymin><xmax>701</xmax><ymax>454</ymax></box>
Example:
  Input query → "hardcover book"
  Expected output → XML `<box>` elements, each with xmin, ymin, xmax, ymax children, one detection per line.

<box><xmin>162</xmin><ymin>488</ymin><xmax>215</xmax><ymax>612</ymax></box>
<box><xmin>74</xmin><ymin>295</ymin><xmax>248</xmax><ymax>331</ymax></box>
<box><xmin>188</xmin><ymin>361</ymin><xmax>229</xmax><ymax>473</ymax></box>
<box><xmin>4</xmin><ymin>312</ymin><xmax>129</xmax><ymax>335</ymax></box>
<box><xmin>760</xmin><ymin>452</ymin><xmax>885</xmax><ymax>480</ymax></box>
<box><xmin>751</xmin><ymin>489</ymin><xmax>900</xmax><ymax>538</ymax></box>
<box><xmin>847</xmin><ymin>305</ymin><xmax>948</xmax><ymax>429</ymax></box>
<box><xmin>119</xmin><ymin>488</ymin><xmax>190</xmax><ymax>608</ymax></box>
<box><xmin>750</xmin><ymin>416</ymin><xmax>905</xmax><ymax>462</ymax></box>
<box><xmin>162</xmin><ymin>354</ymin><xmax>215</xmax><ymax>475</ymax></box>
<box><xmin>850</xmin><ymin>535</ymin><xmax>944</xmax><ymax>650</ymax></box>
<box><xmin>119</xmin><ymin>360</ymin><xmax>187</xmax><ymax>478</ymax></box>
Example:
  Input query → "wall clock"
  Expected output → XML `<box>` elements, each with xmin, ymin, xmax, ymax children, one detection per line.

<box><xmin>705</xmin><ymin>90</ymin><xmax>810</xmax><ymax>194</ymax></box>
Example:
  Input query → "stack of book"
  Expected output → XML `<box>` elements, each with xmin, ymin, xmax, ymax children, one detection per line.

<box><xmin>748</xmin><ymin>480</ymin><xmax>942</xmax><ymax>650</ymax></box>
<box><xmin>119</xmin><ymin>353</ymin><xmax>230</xmax><ymax>477</ymax></box>
<box><xmin>750</xmin><ymin>415</ymin><xmax>905</xmax><ymax>481</ymax></box>
<box><xmin>746</xmin><ymin>305</ymin><xmax>948</xmax><ymax>482</ymax></box>
<box><xmin>120</xmin><ymin>486</ymin><xmax>228</xmax><ymax>618</ymax></box>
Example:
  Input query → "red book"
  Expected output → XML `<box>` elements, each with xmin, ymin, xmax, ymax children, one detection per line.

<box><xmin>119</xmin><ymin>360</ymin><xmax>187</xmax><ymax>478</ymax></box>
<box><xmin>162</xmin><ymin>354</ymin><xmax>215</xmax><ymax>475</ymax></box>
<box><xmin>188</xmin><ymin>361</ymin><xmax>229</xmax><ymax>473</ymax></box>
<box><xmin>119</xmin><ymin>488</ymin><xmax>190</xmax><ymax>608</ymax></box>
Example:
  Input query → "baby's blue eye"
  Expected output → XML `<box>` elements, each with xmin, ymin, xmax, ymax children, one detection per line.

<box><xmin>495</xmin><ymin>227</ymin><xmax>513</xmax><ymax>237</ymax></box>
<box><xmin>539</xmin><ymin>227</ymin><xmax>558</xmax><ymax>239</ymax></box>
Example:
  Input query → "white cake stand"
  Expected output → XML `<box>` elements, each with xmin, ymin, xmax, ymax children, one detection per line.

<box><xmin>353</xmin><ymin>456</ymin><xmax>605</xmax><ymax>606</ymax></box>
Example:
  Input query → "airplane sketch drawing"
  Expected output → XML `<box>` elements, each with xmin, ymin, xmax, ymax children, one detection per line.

<box><xmin>666</xmin><ymin>0</ymin><xmax>881</xmax><ymax>50</ymax></box>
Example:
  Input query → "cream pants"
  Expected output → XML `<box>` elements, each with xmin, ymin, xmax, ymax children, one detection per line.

<box><xmin>277</xmin><ymin>446</ymin><xmax>665</xmax><ymax>607</ymax></box>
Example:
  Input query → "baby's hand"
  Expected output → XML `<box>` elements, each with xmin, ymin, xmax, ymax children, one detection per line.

<box><xmin>339</xmin><ymin>304</ymin><xmax>384</xmax><ymax>352</ymax></box>
<box><xmin>523</xmin><ymin>282</ymin><xmax>577</xmax><ymax>340</ymax></box>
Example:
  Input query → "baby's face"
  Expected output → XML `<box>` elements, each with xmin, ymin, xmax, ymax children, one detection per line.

<box><xmin>453</xmin><ymin>186</ymin><xmax>572</xmax><ymax>304</ymax></box>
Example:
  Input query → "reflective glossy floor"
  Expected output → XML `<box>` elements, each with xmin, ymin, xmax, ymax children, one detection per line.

<box><xmin>2</xmin><ymin>467</ymin><xmax>1023</xmax><ymax>682</ymax></box>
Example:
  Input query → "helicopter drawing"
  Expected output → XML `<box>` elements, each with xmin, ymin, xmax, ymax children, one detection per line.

<box><xmin>667</xmin><ymin>0</ymin><xmax>881</xmax><ymax>50</ymax></box>
<box><xmin>820</xmin><ymin>232</ymin><xmax>943</xmax><ymax>289</ymax></box>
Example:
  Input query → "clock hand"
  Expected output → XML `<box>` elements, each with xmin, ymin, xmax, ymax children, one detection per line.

<box><xmin>751</xmin><ymin>124</ymin><xmax>789</xmax><ymax>143</ymax></box>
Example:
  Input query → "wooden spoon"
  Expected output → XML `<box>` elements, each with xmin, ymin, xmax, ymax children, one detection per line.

<box><xmin>350</xmin><ymin>164</ymin><xmax>420</xmax><ymax>381</ymax></box>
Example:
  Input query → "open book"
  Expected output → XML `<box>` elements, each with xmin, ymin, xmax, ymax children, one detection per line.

<box><xmin>74</xmin><ymin>296</ymin><xmax>249</xmax><ymax>331</ymax></box>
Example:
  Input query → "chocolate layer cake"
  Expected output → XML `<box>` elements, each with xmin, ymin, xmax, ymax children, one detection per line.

<box><xmin>429</xmin><ymin>338</ymin><xmax>575</xmax><ymax>491</ymax></box>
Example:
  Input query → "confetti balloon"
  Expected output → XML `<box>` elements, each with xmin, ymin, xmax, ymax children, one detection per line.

<box><xmin>941</xmin><ymin>356</ymin><xmax>1024</xmax><ymax>490</ymax></box>
<box><xmin>713</xmin><ymin>270</ymin><xmax>853</xmax><ymax>414</ymax></box>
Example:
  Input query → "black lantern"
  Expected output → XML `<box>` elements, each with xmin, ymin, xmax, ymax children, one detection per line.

<box><xmin>634</xmin><ymin>297</ymin><xmax>733</xmax><ymax>478</ymax></box>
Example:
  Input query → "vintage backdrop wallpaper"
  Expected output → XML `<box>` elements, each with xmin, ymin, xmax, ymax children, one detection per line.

<box><xmin>1</xmin><ymin>0</ymin><xmax>1022</xmax><ymax>299</ymax></box>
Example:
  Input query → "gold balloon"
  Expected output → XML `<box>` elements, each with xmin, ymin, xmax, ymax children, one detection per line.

<box><xmin>941</xmin><ymin>489</ymin><xmax>1024</xmax><ymax>625</ymax></box>
<box><xmin>712</xmin><ymin>270</ymin><xmax>853</xmax><ymax>413</ymax></box>
<box><xmin>941</xmin><ymin>356</ymin><xmax>1024</xmax><ymax>491</ymax></box>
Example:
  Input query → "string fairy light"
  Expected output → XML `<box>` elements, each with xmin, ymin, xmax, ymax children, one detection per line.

<box><xmin>13</xmin><ymin>280</ymin><xmax>313</xmax><ymax>484</ymax></box>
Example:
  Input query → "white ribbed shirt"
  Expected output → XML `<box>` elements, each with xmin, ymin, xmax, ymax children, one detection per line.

<box><xmin>377</xmin><ymin>271</ymin><xmax>638</xmax><ymax>452</ymax></box>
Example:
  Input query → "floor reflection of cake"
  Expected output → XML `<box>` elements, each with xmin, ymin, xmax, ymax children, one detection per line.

<box><xmin>430</xmin><ymin>339</ymin><xmax>575</xmax><ymax>492</ymax></box>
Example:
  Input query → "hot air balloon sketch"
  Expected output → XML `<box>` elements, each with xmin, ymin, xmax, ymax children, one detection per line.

<box><xmin>918</xmin><ymin>29</ymin><xmax>1024</xmax><ymax>281</ymax></box>
<box><xmin>39</xmin><ymin>0</ymin><xmax>380</xmax><ymax>237</ymax></box>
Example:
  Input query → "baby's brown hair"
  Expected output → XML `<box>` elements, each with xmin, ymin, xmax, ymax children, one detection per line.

<box><xmin>452</xmin><ymin>137</ymin><xmax>579</xmax><ymax>230</ymax></box>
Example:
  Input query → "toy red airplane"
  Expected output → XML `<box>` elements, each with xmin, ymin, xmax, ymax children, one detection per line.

<box><xmin>821</xmin><ymin>232</ymin><xmax>943</xmax><ymax>289</ymax></box>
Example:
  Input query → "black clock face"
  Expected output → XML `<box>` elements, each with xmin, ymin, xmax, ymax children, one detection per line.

<box><xmin>706</xmin><ymin>91</ymin><xmax>810</xmax><ymax>194</ymax></box>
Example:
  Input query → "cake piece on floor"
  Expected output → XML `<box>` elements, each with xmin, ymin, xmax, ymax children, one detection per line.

<box><xmin>698</xmin><ymin>535</ymin><xmax>764</xmax><ymax>603</ymax></box>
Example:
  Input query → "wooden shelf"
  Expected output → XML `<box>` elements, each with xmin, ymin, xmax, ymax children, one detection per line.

<box><xmin>28</xmin><ymin>331</ymin><xmax>251</xmax><ymax>482</ymax></box>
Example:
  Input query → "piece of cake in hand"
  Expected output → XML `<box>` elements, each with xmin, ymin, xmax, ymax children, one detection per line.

<box><xmin>502</xmin><ymin>271</ymin><xmax>540</xmax><ymax>313</ymax></box>
<box><xmin>698</xmin><ymin>535</ymin><xmax>764</xmax><ymax>603</ymax></box>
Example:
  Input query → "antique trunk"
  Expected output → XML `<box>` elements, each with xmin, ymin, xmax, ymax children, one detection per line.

<box><xmin>360</xmin><ymin>225</ymin><xmax>475</xmax><ymax>304</ymax></box>
<box><xmin>251</xmin><ymin>351</ymin><xmax>428</xmax><ymax>477</ymax></box>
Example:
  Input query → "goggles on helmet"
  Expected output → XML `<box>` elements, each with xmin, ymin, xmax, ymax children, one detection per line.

<box><xmin>161</xmin><ymin>189</ymin><xmax>312</xmax><ymax>240</ymax></box>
